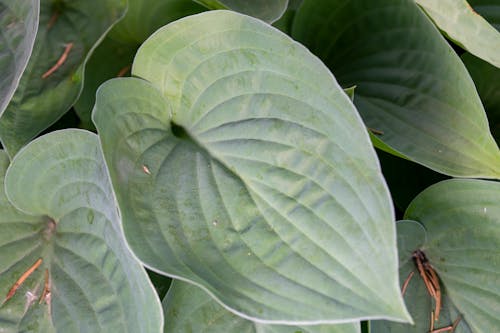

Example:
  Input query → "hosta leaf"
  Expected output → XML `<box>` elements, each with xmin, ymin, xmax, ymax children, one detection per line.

<box><xmin>93</xmin><ymin>10</ymin><xmax>410</xmax><ymax>324</ymax></box>
<box><xmin>163</xmin><ymin>280</ymin><xmax>359</xmax><ymax>333</ymax></box>
<box><xmin>0</xmin><ymin>0</ymin><xmax>126</xmax><ymax>157</ymax></box>
<box><xmin>462</xmin><ymin>52</ymin><xmax>500</xmax><ymax>144</ymax></box>
<box><xmin>0</xmin><ymin>130</ymin><xmax>162</xmax><ymax>332</ymax></box>
<box><xmin>0</xmin><ymin>0</ymin><xmax>39</xmax><ymax>117</ymax></box>
<box><xmin>193</xmin><ymin>0</ymin><xmax>288</xmax><ymax>23</ymax></box>
<box><xmin>292</xmin><ymin>0</ymin><xmax>500</xmax><ymax>179</ymax></box>
<box><xmin>415</xmin><ymin>0</ymin><xmax>500</xmax><ymax>68</ymax></box>
<box><xmin>371</xmin><ymin>180</ymin><xmax>500</xmax><ymax>332</ymax></box>
<box><xmin>371</xmin><ymin>220</ymin><xmax>472</xmax><ymax>333</ymax></box>
<box><xmin>468</xmin><ymin>0</ymin><xmax>500</xmax><ymax>31</ymax></box>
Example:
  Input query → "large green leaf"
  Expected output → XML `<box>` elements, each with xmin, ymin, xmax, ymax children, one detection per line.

<box><xmin>462</xmin><ymin>52</ymin><xmax>500</xmax><ymax>144</ymax></box>
<box><xmin>0</xmin><ymin>0</ymin><xmax>126</xmax><ymax>157</ymax></box>
<box><xmin>0</xmin><ymin>130</ymin><xmax>162</xmax><ymax>332</ymax></box>
<box><xmin>371</xmin><ymin>179</ymin><xmax>500</xmax><ymax>332</ymax></box>
<box><xmin>415</xmin><ymin>0</ymin><xmax>500</xmax><ymax>68</ymax></box>
<box><xmin>164</xmin><ymin>280</ymin><xmax>359</xmax><ymax>332</ymax></box>
<box><xmin>193</xmin><ymin>0</ymin><xmax>288</xmax><ymax>23</ymax></box>
<box><xmin>0</xmin><ymin>0</ymin><xmax>39</xmax><ymax>117</ymax></box>
<box><xmin>292</xmin><ymin>0</ymin><xmax>500</xmax><ymax>179</ymax></box>
<box><xmin>371</xmin><ymin>221</ymin><xmax>472</xmax><ymax>333</ymax></box>
<box><xmin>93</xmin><ymin>10</ymin><xmax>410</xmax><ymax>324</ymax></box>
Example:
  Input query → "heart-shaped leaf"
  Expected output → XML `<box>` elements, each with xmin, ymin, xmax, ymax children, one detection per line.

<box><xmin>415</xmin><ymin>0</ymin><xmax>500</xmax><ymax>68</ymax></box>
<box><xmin>0</xmin><ymin>130</ymin><xmax>162</xmax><ymax>332</ymax></box>
<box><xmin>193</xmin><ymin>0</ymin><xmax>288</xmax><ymax>23</ymax></box>
<box><xmin>93</xmin><ymin>10</ymin><xmax>410</xmax><ymax>324</ymax></box>
<box><xmin>164</xmin><ymin>280</ymin><xmax>359</xmax><ymax>332</ymax></box>
<box><xmin>371</xmin><ymin>179</ymin><xmax>500</xmax><ymax>332</ymax></box>
<box><xmin>292</xmin><ymin>0</ymin><xmax>500</xmax><ymax>178</ymax></box>
<box><xmin>0</xmin><ymin>0</ymin><xmax>126</xmax><ymax>157</ymax></box>
<box><xmin>462</xmin><ymin>52</ymin><xmax>500</xmax><ymax>144</ymax></box>
<box><xmin>0</xmin><ymin>0</ymin><xmax>39</xmax><ymax>117</ymax></box>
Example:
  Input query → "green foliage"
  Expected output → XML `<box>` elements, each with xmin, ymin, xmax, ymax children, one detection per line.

<box><xmin>0</xmin><ymin>0</ymin><xmax>39</xmax><ymax>117</ymax></box>
<box><xmin>163</xmin><ymin>280</ymin><xmax>359</xmax><ymax>333</ymax></box>
<box><xmin>0</xmin><ymin>0</ymin><xmax>499</xmax><ymax>332</ymax></box>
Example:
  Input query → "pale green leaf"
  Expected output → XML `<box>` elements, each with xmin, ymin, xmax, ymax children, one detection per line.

<box><xmin>371</xmin><ymin>179</ymin><xmax>500</xmax><ymax>332</ymax></box>
<box><xmin>93</xmin><ymin>10</ymin><xmax>410</xmax><ymax>324</ymax></box>
<box><xmin>468</xmin><ymin>0</ymin><xmax>500</xmax><ymax>31</ymax></box>
<box><xmin>0</xmin><ymin>130</ymin><xmax>162</xmax><ymax>332</ymax></box>
<box><xmin>164</xmin><ymin>280</ymin><xmax>359</xmax><ymax>333</ymax></box>
<box><xmin>416</xmin><ymin>0</ymin><xmax>500</xmax><ymax>68</ymax></box>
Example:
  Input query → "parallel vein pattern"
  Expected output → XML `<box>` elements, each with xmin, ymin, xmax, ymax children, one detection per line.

<box><xmin>0</xmin><ymin>131</ymin><xmax>162</xmax><ymax>333</ymax></box>
<box><xmin>292</xmin><ymin>0</ymin><xmax>500</xmax><ymax>178</ymax></box>
<box><xmin>94</xmin><ymin>11</ymin><xmax>410</xmax><ymax>324</ymax></box>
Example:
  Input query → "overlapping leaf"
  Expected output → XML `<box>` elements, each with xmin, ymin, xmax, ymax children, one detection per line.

<box><xmin>0</xmin><ymin>0</ymin><xmax>39</xmax><ymax>117</ymax></box>
<box><xmin>468</xmin><ymin>0</ymin><xmax>500</xmax><ymax>31</ymax></box>
<box><xmin>74</xmin><ymin>38</ymin><xmax>137</xmax><ymax>129</ymax></box>
<box><xmin>371</xmin><ymin>180</ymin><xmax>500</xmax><ymax>332</ymax></box>
<box><xmin>74</xmin><ymin>0</ymin><xmax>205</xmax><ymax>129</ymax></box>
<box><xmin>415</xmin><ymin>0</ymin><xmax>500</xmax><ymax>68</ymax></box>
<box><xmin>164</xmin><ymin>280</ymin><xmax>359</xmax><ymax>333</ymax></box>
<box><xmin>107</xmin><ymin>0</ymin><xmax>206</xmax><ymax>45</ymax></box>
<box><xmin>93</xmin><ymin>10</ymin><xmax>410</xmax><ymax>324</ymax></box>
<box><xmin>0</xmin><ymin>0</ymin><xmax>126</xmax><ymax>157</ymax></box>
<box><xmin>292</xmin><ymin>0</ymin><xmax>500</xmax><ymax>178</ymax></box>
<box><xmin>0</xmin><ymin>130</ymin><xmax>162</xmax><ymax>332</ymax></box>
<box><xmin>193</xmin><ymin>0</ymin><xmax>288</xmax><ymax>23</ymax></box>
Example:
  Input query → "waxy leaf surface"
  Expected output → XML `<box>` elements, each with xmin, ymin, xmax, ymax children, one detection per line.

<box><xmin>94</xmin><ymin>10</ymin><xmax>410</xmax><ymax>324</ymax></box>
<box><xmin>371</xmin><ymin>179</ymin><xmax>500</xmax><ymax>332</ymax></box>
<box><xmin>292</xmin><ymin>0</ymin><xmax>500</xmax><ymax>178</ymax></box>
<box><xmin>415</xmin><ymin>0</ymin><xmax>500</xmax><ymax>68</ymax></box>
<box><xmin>0</xmin><ymin>130</ymin><xmax>162</xmax><ymax>332</ymax></box>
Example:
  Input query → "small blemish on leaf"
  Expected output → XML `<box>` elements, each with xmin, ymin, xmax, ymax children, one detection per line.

<box><xmin>142</xmin><ymin>165</ymin><xmax>151</xmax><ymax>175</ymax></box>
